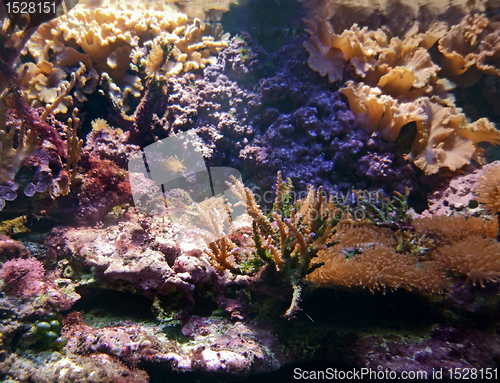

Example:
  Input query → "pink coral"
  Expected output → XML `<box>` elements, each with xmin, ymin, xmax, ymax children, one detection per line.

<box><xmin>0</xmin><ymin>257</ymin><xmax>45</xmax><ymax>297</ymax></box>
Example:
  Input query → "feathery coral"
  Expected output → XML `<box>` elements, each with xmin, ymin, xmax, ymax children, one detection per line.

<box><xmin>436</xmin><ymin>236</ymin><xmax>500</xmax><ymax>287</ymax></box>
<box><xmin>475</xmin><ymin>162</ymin><xmax>500</xmax><ymax>215</ymax></box>
<box><xmin>307</xmin><ymin>220</ymin><xmax>444</xmax><ymax>293</ymax></box>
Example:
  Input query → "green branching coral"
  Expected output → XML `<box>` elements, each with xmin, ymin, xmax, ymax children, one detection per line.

<box><xmin>218</xmin><ymin>172</ymin><xmax>340</xmax><ymax>319</ymax></box>
<box><xmin>353</xmin><ymin>187</ymin><xmax>412</xmax><ymax>229</ymax></box>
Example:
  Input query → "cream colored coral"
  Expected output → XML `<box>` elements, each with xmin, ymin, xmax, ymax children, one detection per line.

<box><xmin>438</xmin><ymin>13</ymin><xmax>500</xmax><ymax>83</ymax></box>
<box><xmin>22</xmin><ymin>2</ymin><xmax>229</xmax><ymax>112</ymax></box>
<box><xmin>19</xmin><ymin>61</ymin><xmax>73</xmax><ymax>115</ymax></box>
<box><xmin>340</xmin><ymin>81</ymin><xmax>426</xmax><ymax>141</ymax></box>
<box><xmin>372</xmin><ymin>38</ymin><xmax>440</xmax><ymax>96</ymax></box>
<box><xmin>411</xmin><ymin>99</ymin><xmax>500</xmax><ymax>174</ymax></box>
<box><xmin>436</xmin><ymin>236</ymin><xmax>500</xmax><ymax>287</ymax></box>
<box><xmin>304</xmin><ymin>19</ymin><xmax>388</xmax><ymax>82</ymax></box>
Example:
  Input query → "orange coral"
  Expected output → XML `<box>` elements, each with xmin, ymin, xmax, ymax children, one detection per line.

<box><xmin>309</xmin><ymin>244</ymin><xmax>444</xmax><ymax>294</ymax></box>
<box><xmin>435</xmin><ymin>236</ymin><xmax>500</xmax><ymax>287</ymax></box>
<box><xmin>412</xmin><ymin>215</ymin><xmax>498</xmax><ymax>244</ymax></box>
<box><xmin>410</xmin><ymin>99</ymin><xmax>500</xmax><ymax>174</ymax></box>
<box><xmin>475</xmin><ymin>162</ymin><xmax>500</xmax><ymax>215</ymax></box>
<box><xmin>307</xmin><ymin>219</ymin><xmax>444</xmax><ymax>293</ymax></box>
<box><xmin>340</xmin><ymin>81</ymin><xmax>427</xmax><ymax>141</ymax></box>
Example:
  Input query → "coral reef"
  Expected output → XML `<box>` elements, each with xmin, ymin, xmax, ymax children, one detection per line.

<box><xmin>1</xmin><ymin>1</ymin><xmax>500</xmax><ymax>381</ymax></box>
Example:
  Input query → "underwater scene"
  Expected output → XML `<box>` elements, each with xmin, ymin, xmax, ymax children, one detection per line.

<box><xmin>1</xmin><ymin>0</ymin><xmax>500</xmax><ymax>381</ymax></box>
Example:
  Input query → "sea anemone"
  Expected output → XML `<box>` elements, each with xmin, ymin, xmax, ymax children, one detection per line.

<box><xmin>475</xmin><ymin>162</ymin><xmax>500</xmax><ymax>215</ymax></box>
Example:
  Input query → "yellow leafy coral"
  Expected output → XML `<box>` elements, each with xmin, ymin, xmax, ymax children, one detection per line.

<box><xmin>340</xmin><ymin>81</ymin><xmax>426</xmax><ymax>141</ymax></box>
<box><xmin>21</xmin><ymin>1</ymin><xmax>229</xmax><ymax>112</ymax></box>
<box><xmin>304</xmin><ymin>6</ymin><xmax>500</xmax><ymax>175</ymax></box>
<box><xmin>439</xmin><ymin>13</ymin><xmax>500</xmax><ymax>85</ymax></box>
<box><xmin>410</xmin><ymin>99</ymin><xmax>499</xmax><ymax>174</ymax></box>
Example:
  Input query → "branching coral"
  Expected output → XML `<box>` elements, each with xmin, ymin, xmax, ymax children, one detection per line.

<box><xmin>207</xmin><ymin>172</ymin><xmax>338</xmax><ymax>318</ymax></box>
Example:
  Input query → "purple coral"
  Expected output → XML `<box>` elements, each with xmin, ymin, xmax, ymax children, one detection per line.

<box><xmin>0</xmin><ymin>257</ymin><xmax>45</xmax><ymax>297</ymax></box>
